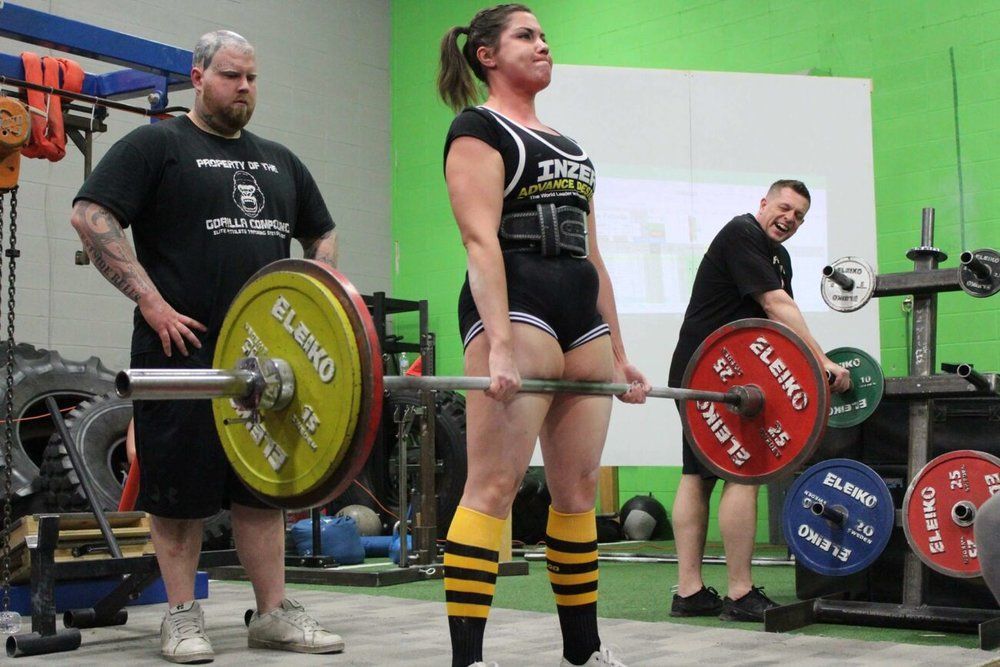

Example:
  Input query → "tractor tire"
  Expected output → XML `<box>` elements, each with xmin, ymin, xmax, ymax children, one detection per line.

<box><xmin>0</xmin><ymin>343</ymin><xmax>115</xmax><ymax>508</ymax></box>
<box><xmin>40</xmin><ymin>393</ymin><xmax>232</xmax><ymax>550</ymax></box>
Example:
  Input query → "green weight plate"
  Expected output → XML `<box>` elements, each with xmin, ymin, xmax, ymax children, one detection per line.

<box><xmin>826</xmin><ymin>347</ymin><xmax>884</xmax><ymax>428</ymax></box>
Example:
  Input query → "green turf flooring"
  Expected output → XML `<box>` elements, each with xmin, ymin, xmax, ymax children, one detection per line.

<box><xmin>280</xmin><ymin>540</ymin><xmax>985</xmax><ymax>651</ymax></box>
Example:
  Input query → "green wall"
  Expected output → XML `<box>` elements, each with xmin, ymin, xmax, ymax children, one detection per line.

<box><xmin>390</xmin><ymin>0</ymin><xmax>1000</xmax><ymax>540</ymax></box>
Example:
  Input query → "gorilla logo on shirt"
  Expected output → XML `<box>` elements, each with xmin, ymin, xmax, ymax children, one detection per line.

<box><xmin>773</xmin><ymin>255</ymin><xmax>787</xmax><ymax>289</ymax></box>
<box><xmin>232</xmin><ymin>170</ymin><xmax>265</xmax><ymax>218</ymax></box>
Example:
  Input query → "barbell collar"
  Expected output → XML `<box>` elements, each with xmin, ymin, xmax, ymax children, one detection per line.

<box><xmin>248</xmin><ymin>357</ymin><xmax>296</xmax><ymax>411</ymax></box>
<box><xmin>723</xmin><ymin>384</ymin><xmax>764</xmax><ymax>418</ymax></box>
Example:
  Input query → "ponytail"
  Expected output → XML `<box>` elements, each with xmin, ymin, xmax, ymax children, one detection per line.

<box><xmin>437</xmin><ymin>26</ymin><xmax>478</xmax><ymax>112</ymax></box>
<box><xmin>436</xmin><ymin>5</ymin><xmax>533</xmax><ymax>113</ymax></box>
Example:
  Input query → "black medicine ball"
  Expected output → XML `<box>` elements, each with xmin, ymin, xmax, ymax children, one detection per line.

<box><xmin>620</xmin><ymin>494</ymin><xmax>671</xmax><ymax>540</ymax></box>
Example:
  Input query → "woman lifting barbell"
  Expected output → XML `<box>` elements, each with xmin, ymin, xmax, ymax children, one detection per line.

<box><xmin>437</xmin><ymin>4</ymin><xmax>650</xmax><ymax>667</ymax></box>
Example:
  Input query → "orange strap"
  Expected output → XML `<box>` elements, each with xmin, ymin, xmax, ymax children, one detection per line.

<box><xmin>118</xmin><ymin>458</ymin><xmax>140</xmax><ymax>511</ymax></box>
<box><xmin>19</xmin><ymin>53</ymin><xmax>85</xmax><ymax>162</ymax></box>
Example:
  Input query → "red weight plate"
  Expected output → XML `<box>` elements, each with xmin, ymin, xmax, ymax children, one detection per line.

<box><xmin>680</xmin><ymin>318</ymin><xmax>829</xmax><ymax>484</ymax></box>
<box><xmin>903</xmin><ymin>449</ymin><xmax>1000</xmax><ymax>578</ymax></box>
<box><xmin>293</xmin><ymin>260</ymin><xmax>384</xmax><ymax>507</ymax></box>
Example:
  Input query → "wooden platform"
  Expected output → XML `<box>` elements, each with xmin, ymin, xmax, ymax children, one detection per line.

<box><xmin>2</xmin><ymin>511</ymin><xmax>154</xmax><ymax>582</ymax></box>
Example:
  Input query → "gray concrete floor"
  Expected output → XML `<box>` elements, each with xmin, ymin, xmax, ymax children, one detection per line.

<box><xmin>6</xmin><ymin>581</ymin><xmax>999</xmax><ymax>666</ymax></box>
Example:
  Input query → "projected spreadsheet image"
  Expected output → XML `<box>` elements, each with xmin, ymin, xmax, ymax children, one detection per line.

<box><xmin>595</xmin><ymin>177</ymin><xmax>829</xmax><ymax>314</ymax></box>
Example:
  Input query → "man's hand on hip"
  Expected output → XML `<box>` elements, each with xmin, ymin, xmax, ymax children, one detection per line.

<box><xmin>139</xmin><ymin>293</ymin><xmax>207</xmax><ymax>357</ymax></box>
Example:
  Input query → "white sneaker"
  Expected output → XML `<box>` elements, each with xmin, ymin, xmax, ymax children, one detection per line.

<box><xmin>468</xmin><ymin>663</ymin><xmax>499</xmax><ymax>667</ymax></box>
<box><xmin>246</xmin><ymin>598</ymin><xmax>344</xmax><ymax>653</ymax></box>
<box><xmin>160</xmin><ymin>601</ymin><xmax>214</xmax><ymax>664</ymax></box>
<box><xmin>560</xmin><ymin>645</ymin><xmax>627</xmax><ymax>667</ymax></box>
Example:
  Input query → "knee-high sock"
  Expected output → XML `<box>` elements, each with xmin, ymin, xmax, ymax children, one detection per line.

<box><xmin>546</xmin><ymin>507</ymin><xmax>600</xmax><ymax>666</ymax></box>
<box><xmin>444</xmin><ymin>505</ymin><xmax>503</xmax><ymax>667</ymax></box>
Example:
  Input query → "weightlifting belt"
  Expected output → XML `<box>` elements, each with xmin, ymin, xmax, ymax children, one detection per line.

<box><xmin>499</xmin><ymin>204</ymin><xmax>588</xmax><ymax>258</ymax></box>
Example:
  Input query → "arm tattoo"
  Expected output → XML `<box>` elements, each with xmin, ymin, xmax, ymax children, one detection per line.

<box><xmin>301</xmin><ymin>230</ymin><xmax>338</xmax><ymax>267</ymax></box>
<box><xmin>73</xmin><ymin>202</ymin><xmax>155</xmax><ymax>302</ymax></box>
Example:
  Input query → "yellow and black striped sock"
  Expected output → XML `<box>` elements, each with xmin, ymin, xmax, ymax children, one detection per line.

<box><xmin>444</xmin><ymin>505</ymin><xmax>503</xmax><ymax>667</ymax></box>
<box><xmin>546</xmin><ymin>507</ymin><xmax>601</xmax><ymax>666</ymax></box>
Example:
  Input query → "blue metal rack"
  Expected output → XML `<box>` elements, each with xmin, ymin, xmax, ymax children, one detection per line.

<box><xmin>0</xmin><ymin>1</ymin><xmax>196</xmax><ymax>263</ymax></box>
<box><xmin>0</xmin><ymin>1</ymin><xmax>192</xmax><ymax>111</ymax></box>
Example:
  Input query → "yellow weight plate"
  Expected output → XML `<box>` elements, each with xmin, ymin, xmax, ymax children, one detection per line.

<box><xmin>212</xmin><ymin>269</ymin><xmax>363</xmax><ymax>508</ymax></box>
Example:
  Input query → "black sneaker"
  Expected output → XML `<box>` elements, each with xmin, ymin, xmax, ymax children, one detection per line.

<box><xmin>719</xmin><ymin>586</ymin><xmax>778</xmax><ymax>622</ymax></box>
<box><xmin>670</xmin><ymin>586</ymin><xmax>723</xmax><ymax>617</ymax></box>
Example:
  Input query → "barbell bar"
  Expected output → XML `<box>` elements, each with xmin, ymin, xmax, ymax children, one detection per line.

<box><xmin>116</xmin><ymin>367</ymin><xmax>758</xmax><ymax>413</ymax></box>
<box><xmin>113</xmin><ymin>259</ymin><xmax>830</xmax><ymax>508</ymax></box>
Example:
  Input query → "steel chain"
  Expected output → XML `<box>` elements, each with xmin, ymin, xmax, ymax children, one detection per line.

<box><xmin>1</xmin><ymin>188</ymin><xmax>16</xmax><ymax>617</ymax></box>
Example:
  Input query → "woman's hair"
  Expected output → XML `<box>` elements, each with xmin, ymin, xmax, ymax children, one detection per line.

<box><xmin>437</xmin><ymin>3</ymin><xmax>532</xmax><ymax>112</ymax></box>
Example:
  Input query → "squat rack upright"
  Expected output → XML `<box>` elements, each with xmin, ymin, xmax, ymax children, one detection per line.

<box><xmin>765</xmin><ymin>208</ymin><xmax>1000</xmax><ymax>649</ymax></box>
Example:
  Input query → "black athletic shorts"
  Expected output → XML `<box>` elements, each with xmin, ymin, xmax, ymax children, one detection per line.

<box><xmin>670</xmin><ymin>346</ymin><xmax>717</xmax><ymax>479</ymax></box>
<box><xmin>458</xmin><ymin>252</ymin><xmax>609</xmax><ymax>352</ymax></box>
<box><xmin>675</xmin><ymin>400</ymin><xmax>717</xmax><ymax>480</ymax></box>
<box><xmin>131</xmin><ymin>348</ymin><xmax>271</xmax><ymax>518</ymax></box>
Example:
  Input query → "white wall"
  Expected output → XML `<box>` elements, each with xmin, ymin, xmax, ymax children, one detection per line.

<box><xmin>536</xmin><ymin>65</ymin><xmax>879</xmax><ymax>466</ymax></box>
<box><xmin>0</xmin><ymin>0</ymin><xmax>392</xmax><ymax>371</ymax></box>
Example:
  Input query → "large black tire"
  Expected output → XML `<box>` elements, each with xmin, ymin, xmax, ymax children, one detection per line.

<box><xmin>39</xmin><ymin>394</ymin><xmax>233</xmax><ymax>550</ymax></box>
<box><xmin>365</xmin><ymin>390</ymin><xmax>467</xmax><ymax>538</ymax></box>
<box><xmin>40</xmin><ymin>394</ymin><xmax>132</xmax><ymax>512</ymax></box>
<box><xmin>0</xmin><ymin>343</ymin><xmax>116</xmax><ymax>505</ymax></box>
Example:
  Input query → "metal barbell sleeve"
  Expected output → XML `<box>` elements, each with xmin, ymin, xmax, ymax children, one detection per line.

<box><xmin>116</xmin><ymin>368</ymin><xmax>256</xmax><ymax>400</ymax></box>
<box><xmin>822</xmin><ymin>265</ymin><xmax>855</xmax><ymax>291</ymax></box>
<box><xmin>116</xmin><ymin>358</ymin><xmax>295</xmax><ymax>411</ymax></box>
<box><xmin>951</xmin><ymin>500</ymin><xmax>976</xmax><ymax>527</ymax></box>
<box><xmin>956</xmin><ymin>363</ymin><xmax>992</xmax><ymax>392</ymax></box>
<box><xmin>960</xmin><ymin>251</ymin><xmax>992</xmax><ymax>281</ymax></box>
<box><xmin>809</xmin><ymin>500</ymin><xmax>847</xmax><ymax>527</ymax></box>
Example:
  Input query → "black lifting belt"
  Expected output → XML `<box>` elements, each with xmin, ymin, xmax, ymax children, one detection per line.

<box><xmin>498</xmin><ymin>204</ymin><xmax>589</xmax><ymax>258</ymax></box>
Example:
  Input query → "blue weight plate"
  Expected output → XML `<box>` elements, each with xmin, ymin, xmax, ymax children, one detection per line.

<box><xmin>782</xmin><ymin>458</ymin><xmax>894</xmax><ymax>576</ymax></box>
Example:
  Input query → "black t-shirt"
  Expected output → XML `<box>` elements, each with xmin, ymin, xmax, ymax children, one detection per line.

<box><xmin>444</xmin><ymin>106</ymin><xmax>595</xmax><ymax>217</ymax></box>
<box><xmin>75</xmin><ymin>116</ymin><xmax>334</xmax><ymax>357</ymax></box>
<box><xmin>669</xmin><ymin>213</ymin><xmax>792</xmax><ymax>385</ymax></box>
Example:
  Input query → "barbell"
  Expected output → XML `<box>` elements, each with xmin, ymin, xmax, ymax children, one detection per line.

<box><xmin>115</xmin><ymin>259</ymin><xmax>831</xmax><ymax>509</ymax></box>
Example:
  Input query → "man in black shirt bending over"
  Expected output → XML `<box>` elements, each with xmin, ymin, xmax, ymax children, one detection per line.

<box><xmin>668</xmin><ymin>180</ymin><xmax>851</xmax><ymax>622</ymax></box>
<box><xmin>70</xmin><ymin>30</ymin><xmax>343</xmax><ymax>663</ymax></box>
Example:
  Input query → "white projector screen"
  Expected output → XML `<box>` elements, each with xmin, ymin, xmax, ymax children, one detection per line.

<box><xmin>533</xmin><ymin>65</ymin><xmax>879</xmax><ymax>466</ymax></box>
